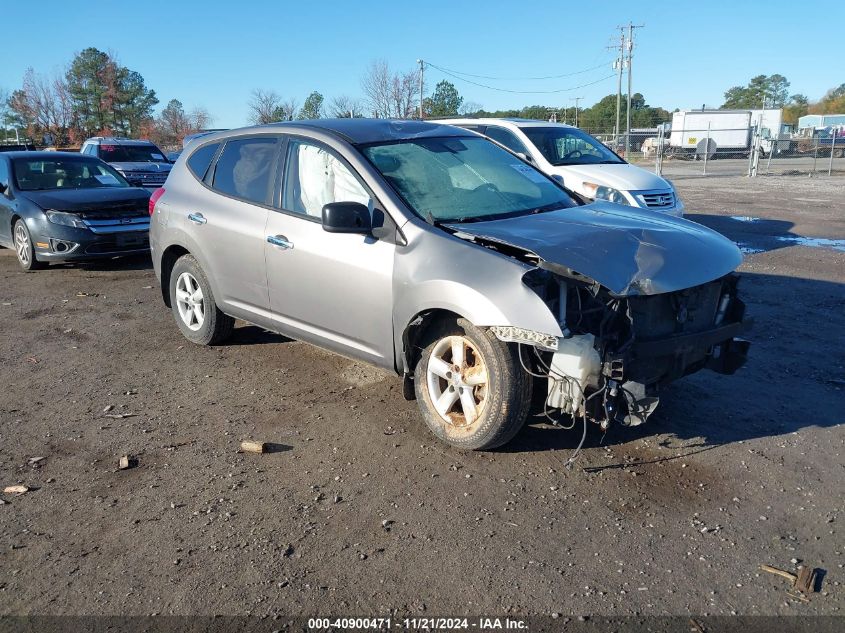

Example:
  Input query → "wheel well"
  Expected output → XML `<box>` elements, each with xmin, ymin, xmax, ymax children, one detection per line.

<box><xmin>10</xmin><ymin>214</ymin><xmax>21</xmax><ymax>234</ymax></box>
<box><xmin>160</xmin><ymin>245</ymin><xmax>190</xmax><ymax>307</ymax></box>
<box><xmin>401</xmin><ymin>308</ymin><xmax>463</xmax><ymax>377</ymax></box>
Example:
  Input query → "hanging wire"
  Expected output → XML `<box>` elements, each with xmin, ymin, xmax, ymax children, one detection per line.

<box><xmin>426</xmin><ymin>62</ymin><xmax>617</xmax><ymax>95</ymax></box>
<box><xmin>426</xmin><ymin>60</ymin><xmax>613</xmax><ymax>82</ymax></box>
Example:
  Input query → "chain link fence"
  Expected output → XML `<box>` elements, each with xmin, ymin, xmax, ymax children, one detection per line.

<box><xmin>589</xmin><ymin>126</ymin><xmax>845</xmax><ymax>178</ymax></box>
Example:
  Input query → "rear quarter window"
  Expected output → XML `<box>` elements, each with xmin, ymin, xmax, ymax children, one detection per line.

<box><xmin>186</xmin><ymin>142</ymin><xmax>220</xmax><ymax>180</ymax></box>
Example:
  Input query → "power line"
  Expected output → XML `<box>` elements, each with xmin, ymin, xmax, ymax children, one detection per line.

<box><xmin>426</xmin><ymin>62</ymin><xmax>616</xmax><ymax>95</ymax></box>
<box><xmin>425</xmin><ymin>61</ymin><xmax>613</xmax><ymax>82</ymax></box>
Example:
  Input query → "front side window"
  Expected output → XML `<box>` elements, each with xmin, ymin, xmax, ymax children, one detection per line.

<box><xmin>12</xmin><ymin>158</ymin><xmax>129</xmax><ymax>191</ymax></box>
<box><xmin>282</xmin><ymin>140</ymin><xmax>371</xmax><ymax>218</ymax></box>
<box><xmin>521</xmin><ymin>127</ymin><xmax>624</xmax><ymax>166</ymax></box>
<box><xmin>0</xmin><ymin>159</ymin><xmax>9</xmax><ymax>189</ymax></box>
<box><xmin>98</xmin><ymin>143</ymin><xmax>168</xmax><ymax>163</ymax></box>
<box><xmin>362</xmin><ymin>136</ymin><xmax>574</xmax><ymax>223</ymax></box>
<box><xmin>211</xmin><ymin>137</ymin><xmax>277</xmax><ymax>205</ymax></box>
<box><xmin>484</xmin><ymin>126</ymin><xmax>529</xmax><ymax>155</ymax></box>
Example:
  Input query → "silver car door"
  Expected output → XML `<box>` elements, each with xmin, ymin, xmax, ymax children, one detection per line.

<box><xmin>265</xmin><ymin>137</ymin><xmax>395</xmax><ymax>368</ymax></box>
<box><xmin>188</xmin><ymin>136</ymin><xmax>278</xmax><ymax>323</ymax></box>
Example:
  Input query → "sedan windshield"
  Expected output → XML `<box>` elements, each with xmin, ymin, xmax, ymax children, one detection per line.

<box><xmin>362</xmin><ymin>137</ymin><xmax>575</xmax><ymax>222</ymax></box>
<box><xmin>98</xmin><ymin>143</ymin><xmax>167</xmax><ymax>163</ymax></box>
<box><xmin>521</xmin><ymin>126</ymin><xmax>625</xmax><ymax>166</ymax></box>
<box><xmin>13</xmin><ymin>157</ymin><xmax>130</xmax><ymax>191</ymax></box>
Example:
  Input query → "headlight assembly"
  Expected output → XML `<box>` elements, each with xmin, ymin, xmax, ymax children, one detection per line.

<box><xmin>45</xmin><ymin>211</ymin><xmax>87</xmax><ymax>229</ymax></box>
<box><xmin>582</xmin><ymin>182</ymin><xmax>631</xmax><ymax>206</ymax></box>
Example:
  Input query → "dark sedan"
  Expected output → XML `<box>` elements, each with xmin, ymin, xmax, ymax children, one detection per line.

<box><xmin>0</xmin><ymin>152</ymin><xmax>151</xmax><ymax>270</ymax></box>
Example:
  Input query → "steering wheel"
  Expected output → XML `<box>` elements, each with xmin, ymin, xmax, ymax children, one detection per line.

<box><xmin>563</xmin><ymin>150</ymin><xmax>583</xmax><ymax>160</ymax></box>
<box><xmin>473</xmin><ymin>183</ymin><xmax>500</xmax><ymax>194</ymax></box>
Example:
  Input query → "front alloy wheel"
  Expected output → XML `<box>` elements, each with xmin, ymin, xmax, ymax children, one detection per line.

<box><xmin>425</xmin><ymin>335</ymin><xmax>489</xmax><ymax>427</ymax></box>
<box><xmin>14</xmin><ymin>220</ymin><xmax>45</xmax><ymax>271</ymax></box>
<box><xmin>414</xmin><ymin>319</ymin><xmax>532</xmax><ymax>450</ymax></box>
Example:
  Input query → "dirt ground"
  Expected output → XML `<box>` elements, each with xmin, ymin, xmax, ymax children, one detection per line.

<box><xmin>0</xmin><ymin>174</ymin><xmax>844</xmax><ymax>619</ymax></box>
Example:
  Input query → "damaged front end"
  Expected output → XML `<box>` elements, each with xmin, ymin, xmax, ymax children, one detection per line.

<box><xmin>444</xmin><ymin>203</ymin><xmax>752</xmax><ymax>431</ymax></box>
<box><xmin>507</xmin><ymin>266</ymin><xmax>751</xmax><ymax>430</ymax></box>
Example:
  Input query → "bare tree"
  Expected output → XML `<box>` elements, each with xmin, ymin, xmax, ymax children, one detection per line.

<box><xmin>361</xmin><ymin>59</ymin><xmax>421</xmax><ymax>119</ymax></box>
<box><xmin>8</xmin><ymin>68</ymin><xmax>74</xmax><ymax>144</ymax></box>
<box><xmin>248</xmin><ymin>89</ymin><xmax>283</xmax><ymax>124</ymax></box>
<box><xmin>459</xmin><ymin>100</ymin><xmax>483</xmax><ymax>116</ymax></box>
<box><xmin>189</xmin><ymin>106</ymin><xmax>212</xmax><ymax>131</ymax></box>
<box><xmin>277</xmin><ymin>97</ymin><xmax>299</xmax><ymax>121</ymax></box>
<box><xmin>328</xmin><ymin>95</ymin><xmax>364</xmax><ymax>118</ymax></box>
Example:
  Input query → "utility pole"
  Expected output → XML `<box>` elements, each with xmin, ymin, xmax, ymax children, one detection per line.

<box><xmin>417</xmin><ymin>59</ymin><xmax>425</xmax><ymax>120</ymax></box>
<box><xmin>624</xmin><ymin>22</ymin><xmax>645</xmax><ymax>158</ymax></box>
<box><xmin>570</xmin><ymin>97</ymin><xmax>583</xmax><ymax>128</ymax></box>
<box><xmin>609</xmin><ymin>28</ymin><xmax>625</xmax><ymax>144</ymax></box>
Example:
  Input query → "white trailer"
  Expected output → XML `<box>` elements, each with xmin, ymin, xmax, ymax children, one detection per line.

<box><xmin>669</xmin><ymin>109</ymin><xmax>788</xmax><ymax>157</ymax></box>
<box><xmin>669</xmin><ymin>110</ymin><xmax>752</xmax><ymax>155</ymax></box>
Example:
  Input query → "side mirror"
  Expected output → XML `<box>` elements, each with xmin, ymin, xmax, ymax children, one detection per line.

<box><xmin>322</xmin><ymin>201</ymin><xmax>372</xmax><ymax>234</ymax></box>
<box><xmin>0</xmin><ymin>183</ymin><xmax>8</xmax><ymax>197</ymax></box>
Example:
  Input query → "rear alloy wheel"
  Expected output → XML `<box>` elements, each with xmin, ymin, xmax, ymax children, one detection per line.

<box><xmin>14</xmin><ymin>220</ymin><xmax>45</xmax><ymax>271</ymax></box>
<box><xmin>414</xmin><ymin>319</ymin><xmax>532</xmax><ymax>450</ymax></box>
<box><xmin>169</xmin><ymin>254</ymin><xmax>234</xmax><ymax>345</ymax></box>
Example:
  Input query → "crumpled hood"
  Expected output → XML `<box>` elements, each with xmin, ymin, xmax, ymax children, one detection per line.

<box><xmin>21</xmin><ymin>187</ymin><xmax>151</xmax><ymax>213</ymax></box>
<box><xmin>109</xmin><ymin>161</ymin><xmax>171</xmax><ymax>173</ymax></box>
<box><xmin>445</xmin><ymin>202</ymin><xmax>742</xmax><ymax>296</ymax></box>
<box><xmin>553</xmin><ymin>162</ymin><xmax>671</xmax><ymax>192</ymax></box>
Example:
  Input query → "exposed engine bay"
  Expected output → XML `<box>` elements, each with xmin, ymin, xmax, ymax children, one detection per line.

<box><xmin>497</xmin><ymin>268</ymin><xmax>751</xmax><ymax>431</ymax></box>
<box><xmin>440</xmin><ymin>204</ymin><xmax>753</xmax><ymax>435</ymax></box>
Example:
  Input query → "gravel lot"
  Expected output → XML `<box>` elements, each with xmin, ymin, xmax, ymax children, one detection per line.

<box><xmin>0</xmin><ymin>174</ymin><xmax>843</xmax><ymax>619</ymax></box>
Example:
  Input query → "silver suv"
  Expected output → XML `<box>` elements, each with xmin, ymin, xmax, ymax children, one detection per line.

<box><xmin>150</xmin><ymin>120</ymin><xmax>750</xmax><ymax>450</ymax></box>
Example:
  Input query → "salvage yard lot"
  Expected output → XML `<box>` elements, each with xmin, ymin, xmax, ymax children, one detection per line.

<box><xmin>0</xmin><ymin>175</ymin><xmax>844</xmax><ymax>617</ymax></box>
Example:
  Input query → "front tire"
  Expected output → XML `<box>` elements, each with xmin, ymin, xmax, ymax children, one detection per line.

<box><xmin>14</xmin><ymin>220</ymin><xmax>46</xmax><ymax>271</ymax></box>
<box><xmin>169</xmin><ymin>254</ymin><xmax>234</xmax><ymax>345</ymax></box>
<box><xmin>414</xmin><ymin>319</ymin><xmax>532</xmax><ymax>450</ymax></box>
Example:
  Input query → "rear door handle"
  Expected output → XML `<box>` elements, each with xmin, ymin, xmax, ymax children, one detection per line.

<box><xmin>267</xmin><ymin>235</ymin><xmax>294</xmax><ymax>249</ymax></box>
<box><xmin>188</xmin><ymin>213</ymin><xmax>207</xmax><ymax>225</ymax></box>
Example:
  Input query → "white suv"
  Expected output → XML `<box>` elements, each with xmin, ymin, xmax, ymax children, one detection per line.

<box><xmin>438</xmin><ymin>118</ymin><xmax>684</xmax><ymax>217</ymax></box>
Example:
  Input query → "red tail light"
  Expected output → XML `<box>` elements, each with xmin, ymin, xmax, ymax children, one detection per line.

<box><xmin>149</xmin><ymin>187</ymin><xmax>165</xmax><ymax>216</ymax></box>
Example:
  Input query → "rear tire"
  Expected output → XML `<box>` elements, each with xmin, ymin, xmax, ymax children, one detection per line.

<box><xmin>13</xmin><ymin>220</ymin><xmax>46</xmax><ymax>271</ymax></box>
<box><xmin>169</xmin><ymin>254</ymin><xmax>234</xmax><ymax>345</ymax></box>
<box><xmin>414</xmin><ymin>318</ymin><xmax>531</xmax><ymax>450</ymax></box>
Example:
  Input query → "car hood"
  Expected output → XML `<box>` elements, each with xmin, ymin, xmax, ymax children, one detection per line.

<box><xmin>445</xmin><ymin>202</ymin><xmax>742</xmax><ymax>296</ymax></box>
<box><xmin>550</xmin><ymin>162</ymin><xmax>670</xmax><ymax>192</ymax></box>
<box><xmin>109</xmin><ymin>161</ymin><xmax>171</xmax><ymax>172</ymax></box>
<box><xmin>21</xmin><ymin>188</ymin><xmax>151</xmax><ymax>214</ymax></box>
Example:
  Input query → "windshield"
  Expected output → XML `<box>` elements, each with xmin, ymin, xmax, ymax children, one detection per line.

<box><xmin>362</xmin><ymin>137</ymin><xmax>575</xmax><ymax>223</ymax></box>
<box><xmin>99</xmin><ymin>143</ymin><xmax>167</xmax><ymax>163</ymax></box>
<box><xmin>12</xmin><ymin>157</ymin><xmax>130</xmax><ymax>191</ymax></box>
<box><xmin>521</xmin><ymin>126</ymin><xmax>625</xmax><ymax>166</ymax></box>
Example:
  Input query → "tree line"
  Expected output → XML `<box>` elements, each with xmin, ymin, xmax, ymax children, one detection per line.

<box><xmin>3</xmin><ymin>52</ymin><xmax>842</xmax><ymax>148</ymax></box>
<box><xmin>0</xmin><ymin>48</ymin><xmax>211</xmax><ymax>148</ymax></box>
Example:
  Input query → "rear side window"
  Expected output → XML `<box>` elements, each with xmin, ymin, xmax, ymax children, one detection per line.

<box><xmin>211</xmin><ymin>137</ymin><xmax>277</xmax><ymax>205</ymax></box>
<box><xmin>187</xmin><ymin>142</ymin><xmax>220</xmax><ymax>179</ymax></box>
<box><xmin>484</xmin><ymin>126</ymin><xmax>529</xmax><ymax>155</ymax></box>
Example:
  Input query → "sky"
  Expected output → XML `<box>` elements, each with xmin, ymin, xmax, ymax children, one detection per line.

<box><xmin>2</xmin><ymin>0</ymin><xmax>843</xmax><ymax>128</ymax></box>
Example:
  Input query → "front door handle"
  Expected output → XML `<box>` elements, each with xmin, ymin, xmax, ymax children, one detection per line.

<box><xmin>188</xmin><ymin>212</ymin><xmax>207</xmax><ymax>225</ymax></box>
<box><xmin>267</xmin><ymin>235</ymin><xmax>294</xmax><ymax>249</ymax></box>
